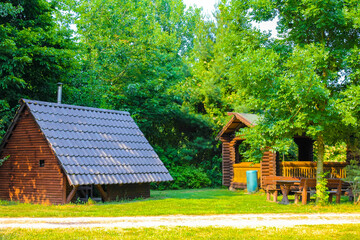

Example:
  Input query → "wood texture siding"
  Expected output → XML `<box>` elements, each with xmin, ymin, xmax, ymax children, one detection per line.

<box><xmin>0</xmin><ymin>108</ymin><xmax>65</xmax><ymax>204</ymax></box>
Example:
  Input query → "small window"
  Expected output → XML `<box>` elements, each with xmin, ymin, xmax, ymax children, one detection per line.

<box><xmin>39</xmin><ymin>160</ymin><xmax>45</xmax><ymax>167</ymax></box>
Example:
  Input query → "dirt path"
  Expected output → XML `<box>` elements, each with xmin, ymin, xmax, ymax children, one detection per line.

<box><xmin>0</xmin><ymin>213</ymin><xmax>359</xmax><ymax>229</ymax></box>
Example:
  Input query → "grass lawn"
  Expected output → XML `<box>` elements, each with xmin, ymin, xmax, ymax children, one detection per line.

<box><xmin>1</xmin><ymin>224</ymin><xmax>360</xmax><ymax>239</ymax></box>
<box><xmin>0</xmin><ymin>188</ymin><xmax>359</xmax><ymax>217</ymax></box>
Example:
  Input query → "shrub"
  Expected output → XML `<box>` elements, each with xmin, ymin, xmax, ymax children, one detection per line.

<box><xmin>344</xmin><ymin>160</ymin><xmax>360</xmax><ymax>204</ymax></box>
<box><xmin>152</xmin><ymin>166</ymin><xmax>211</xmax><ymax>190</ymax></box>
<box><xmin>86</xmin><ymin>197</ymin><xmax>96</xmax><ymax>205</ymax></box>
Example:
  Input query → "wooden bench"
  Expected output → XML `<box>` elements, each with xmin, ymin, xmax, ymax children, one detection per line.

<box><xmin>294</xmin><ymin>178</ymin><xmax>316</xmax><ymax>204</ymax></box>
<box><xmin>294</xmin><ymin>178</ymin><xmax>343</xmax><ymax>204</ymax></box>
<box><xmin>263</xmin><ymin>176</ymin><xmax>300</xmax><ymax>202</ymax></box>
<box><xmin>341</xmin><ymin>181</ymin><xmax>354</xmax><ymax>201</ymax></box>
<box><xmin>327</xmin><ymin>179</ymin><xmax>343</xmax><ymax>203</ymax></box>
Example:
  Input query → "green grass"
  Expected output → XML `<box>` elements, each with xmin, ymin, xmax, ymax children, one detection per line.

<box><xmin>0</xmin><ymin>188</ymin><xmax>358</xmax><ymax>217</ymax></box>
<box><xmin>1</xmin><ymin>224</ymin><xmax>360</xmax><ymax>239</ymax></box>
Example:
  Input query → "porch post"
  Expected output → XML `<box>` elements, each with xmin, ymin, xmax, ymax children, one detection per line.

<box><xmin>66</xmin><ymin>185</ymin><xmax>78</xmax><ymax>204</ymax></box>
<box><xmin>95</xmin><ymin>184</ymin><xmax>109</xmax><ymax>202</ymax></box>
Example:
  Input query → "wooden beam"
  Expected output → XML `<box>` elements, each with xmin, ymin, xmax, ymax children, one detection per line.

<box><xmin>66</xmin><ymin>185</ymin><xmax>78</xmax><ymax>203</ymax></box>
<box><xmin>95</xmin><ymin>184</ymin><xmax>108</xmax><ymax>202</ymax></box>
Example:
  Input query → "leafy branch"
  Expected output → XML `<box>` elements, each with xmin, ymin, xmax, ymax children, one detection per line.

<box><xmin>0</xmin><ymin>155</ymin><xmax>9</xmax><ymax>167</ymax></box>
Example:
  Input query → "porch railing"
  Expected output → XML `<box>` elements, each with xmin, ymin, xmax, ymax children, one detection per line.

<box><xmin>233</xmin><ymin>162</ymin><xmax>261</xmax><ymax>184</ymax></box>
<box><xmin>280</xmin><ymin>161</ymin><xmax>348</xmax><ymax>178</ymax></box>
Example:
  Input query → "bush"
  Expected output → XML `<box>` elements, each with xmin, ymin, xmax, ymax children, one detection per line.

<box><xmin>86</xmin><ymin>197</ymin><xmax>96</xmax><ymax>205</ymax></box>
<box><xmin>344</xmin><ymin>160</ymin><xmax>360</xmax><ymax>204</ymax></box>
<box><xmin>152</xmin><ymin>166</ymin><xmax>211</xmax><ymax>190</ymax></box>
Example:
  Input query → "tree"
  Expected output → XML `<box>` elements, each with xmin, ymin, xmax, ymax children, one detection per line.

<box><xmin>68</xmin><ymin>0</ymin><xmax>221</xmax><ymax>188</ymax></box>
<box><xmin>229</xmin><ymin>0</ymin><xmax>360</xmax><ymax>203</ymax></box>
<box><xmin>176</xmin><ymin>0</ymin><xmax>271</xmax><ymax>127</ymax></box>
<box><xmin>0</xmin><ymin>0</ymin><xmax>77</xmax><ymax>137</ymax></box>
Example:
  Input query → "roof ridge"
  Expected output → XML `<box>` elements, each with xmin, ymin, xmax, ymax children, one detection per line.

<box><xmin>22</xmin><ymin>98</ymin><xmax>130</xmax><ymax>115</ymax></box>
<box><xmin>38</xmin><ymin>118</ymin><xmax>137</xmax><ymax>127</ymax></box>
<box><xmin>43</xmin><ymin>128</ymin><xmax>144</xmax><ymax>136</ymax></box>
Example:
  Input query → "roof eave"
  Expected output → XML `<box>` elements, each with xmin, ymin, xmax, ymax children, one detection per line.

<box><xmin>216</xmin><ymin>112</ymin><xmax>256</xmax><ymax>140</ymax></box>
<box><xmin>0</xmin><ymin>100</ymin><xmax>26</xmax><ymax>152</ymax></box>
<box><xmin>228</xmin><ymin>112</ymin><xmax>255</xmax><ymax>128</ymax></box>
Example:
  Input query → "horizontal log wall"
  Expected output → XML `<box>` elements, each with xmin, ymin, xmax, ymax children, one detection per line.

<box><xmin>0</xmin><ymin>109</ymin><xmax>65</xmax><ymax>204</ymax></box>
<box><xmin>260</xmin><ymin>151</ymin><xmax>276</xmax><ymax>188</ymax></box>
<box><xmin>220</xmin><ymin>136</ymin><xmax>232</xmax><ymax>187</ymax></box>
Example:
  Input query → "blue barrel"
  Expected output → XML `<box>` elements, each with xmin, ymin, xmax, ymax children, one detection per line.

<box><xmin>246</xmin><ymin>170</ymin><xmax>258</xmax><ymax>193</ymax></box>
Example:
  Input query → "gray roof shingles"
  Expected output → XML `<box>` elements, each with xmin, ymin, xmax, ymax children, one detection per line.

<box><xmin>23</xmin><ymin>99</ymin><xmax>173</xmax><ymax>186</ymax></box>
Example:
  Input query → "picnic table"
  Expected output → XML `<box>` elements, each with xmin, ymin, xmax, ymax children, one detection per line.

<box><xmin>276</xmin><ymin>180</ymin><xmax>301</xmax><ymax>205</ymax></box>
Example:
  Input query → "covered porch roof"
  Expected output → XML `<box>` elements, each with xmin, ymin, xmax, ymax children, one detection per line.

<box><xmin>216</xmin><ymin>112</ymin><xmax>260</xmax><ymax>140</ymax></box>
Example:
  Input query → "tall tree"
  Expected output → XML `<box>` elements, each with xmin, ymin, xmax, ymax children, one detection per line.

<box><xmin>69</xmin><ymin>0</ymin><xmax>220</xmax><ymax>188</ymax></box>
<box><xmin>230</xmin><ymin>0</ymin><xmax>360</xmax><ymax>203</ymax></box>
<box><xmin>177</xmin><ymin>0</ymin><xmax>270</xmax><ymax>127</ymax></box>
<box><xmin>0</xmin><ymin>0</ymin><xmax>77</xmax><ymax>137</ymax></box>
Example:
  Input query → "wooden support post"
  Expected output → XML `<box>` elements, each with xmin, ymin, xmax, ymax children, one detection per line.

<box><xmin>66</xmin><ymin>185</ymin><xmax>78</xmax><ymax>203</ymax></box>
<box><xmin>95</xmin><ymin>184</ymin><xmax>108</xmax><ymax>202</ymax></box>
<box><xmin>302</xmin><ymin>182</ymin><xmax>308</xmax><ymax>205</ymax></box>
<box><xmin>273</xmin><ymin>190</ymin><xmax>278</xmax><ymax>202</ymax></box>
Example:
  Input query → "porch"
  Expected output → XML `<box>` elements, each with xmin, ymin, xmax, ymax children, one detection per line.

<box><xmin>232</xmin><ymin>161</ymin><xmax>347</xmax><ymax>189</ymax></box>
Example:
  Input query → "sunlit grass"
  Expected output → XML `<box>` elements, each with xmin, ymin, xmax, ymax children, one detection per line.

<box><xmin>1</xmin><ymin>224</ymin><xmax>360</xmax><ymax>240</ymax></box>
<box><xmin>0</xmin><ymin>188</ymin><xmax>358</xmax><ymax>218</ymax></box>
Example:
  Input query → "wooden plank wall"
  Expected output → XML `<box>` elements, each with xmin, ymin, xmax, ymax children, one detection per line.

<box><xmin>0</xmin><ymin>108</ymin><xmax>65</xmax><ymax>204</ymax></box>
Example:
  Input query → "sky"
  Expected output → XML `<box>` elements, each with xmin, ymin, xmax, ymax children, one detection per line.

<box><xmin>183</xmin><ymin>0</ymin><xmax>219</xmax><ymax>18</ymax></box>
<box><xmin>182</xmin><ymin>0</ymin><xmax>278</xmax><ymax>38</ymax></box>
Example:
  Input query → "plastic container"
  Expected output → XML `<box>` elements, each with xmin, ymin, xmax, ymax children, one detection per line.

<box><xmin>246</xmin><ymin>170</ymin><xmax>258</xmax><ymax>193</ymax></box>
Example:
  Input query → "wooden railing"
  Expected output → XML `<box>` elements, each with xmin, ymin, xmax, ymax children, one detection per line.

<box><xmin>233</xmin><ymin>162</ymin><xmax>261</xmax><ymax>184</ymax></box>
<box><xmin>280</xmin><ymin>161</ymin><xmax>348</xmax><ymax>178</ymax></box>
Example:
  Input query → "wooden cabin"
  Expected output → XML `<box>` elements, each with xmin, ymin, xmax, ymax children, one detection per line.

<box><xmin>0</xmin><ymin>99</ymin><xmax>172</xmax><ymax>204</ymax></box>
<box><xmin>217</xmin><ymin>112</ymin><xmax>348</xmax><ymax>189</ymax></box>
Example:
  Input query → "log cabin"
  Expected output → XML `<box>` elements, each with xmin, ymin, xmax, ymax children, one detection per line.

<box><xmin>0</xmin><ymin>99</ymin><xmax>172</xmax><ymax>204</ymax></box>
<box><xmin>217</xmin><ymin>112</ymin><xmax>348</xmax><ymax>190</ymax></box>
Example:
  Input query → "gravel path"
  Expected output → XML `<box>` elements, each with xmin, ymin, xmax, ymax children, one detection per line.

<box><xmin>0</xmin><ymin>213</ymin><xmax>360</xmax><ymax>229</ymax></box>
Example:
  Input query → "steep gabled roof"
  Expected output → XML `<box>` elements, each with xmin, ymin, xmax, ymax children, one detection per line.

<box><xmin>216</xmin><ymin>112</ymin><xmax>260</xmax><ymax>139</ymax></box>
<box><xmin>2</xmin><ymin>99</ymin><xmax>173</xmax><ymax>186</ymax></box>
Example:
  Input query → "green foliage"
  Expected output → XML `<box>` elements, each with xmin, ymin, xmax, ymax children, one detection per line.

<box><xmin>1</xmin><ymin>0</ymin><xmax>359</xmax><ymax>192</ymax></box>
<box><xmin>86</xmin><ymin>197</ymin><xmax>96</xmax><ymax>206</ymax></box>
<box><xmin>344</xmin><ymin>160</ymin><xmax>360</xmax><ymax>204</ymax></box>
<box><xmin>0</xmin><ymin>155</ymin><xmax>9</xmax><ymax>167</ymax></box>
<box><xmin>0</xmin><ymin>0</ymin><xmax>77</xmax><ymax>138</ymax></box>
<box><xmin>66</xmin><ymin>0</ymin><xmax>223</xmax><ymax>189</ymax></box>
<box><xmin>210</xmin><ymin>0</ymin><xmax>360</xmax><ymax>184</ymax></box>
<box><xmin>313</xmin><ymin>142</ymin><xmax>347</xmax><ymax>162</ymax></box>
<box><xmin>154</xmin><ymin>166</ymin><xmax>211</xmax><ymax>190</ymax></box>
<box><xmin>314</xmin><ymin>172</ymin><xmax>330</xmax><ymax>206</ymax></box>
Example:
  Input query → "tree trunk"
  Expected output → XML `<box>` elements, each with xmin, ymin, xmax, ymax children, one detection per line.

<box><xmin>316</xmin><ymin>135</ymin><xmax>325</xmax><ymax>204</ymax></box>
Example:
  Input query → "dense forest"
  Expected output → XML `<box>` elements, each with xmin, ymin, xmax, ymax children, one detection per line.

<box><xmin>1</xmin><ymin>0</ymin><xmax>360</xmax><ymax>189</ymax></box>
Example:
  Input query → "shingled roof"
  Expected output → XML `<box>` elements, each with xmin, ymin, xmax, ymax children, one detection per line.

<box><xmin>5</xmin><ymin>99</ymin><xmax>173</xmax><ymax>186</ymax></box>
<box><xmin>216</xmin><ymin>112</ymin><xmax>261</xmax><ymax>139</ymax></box>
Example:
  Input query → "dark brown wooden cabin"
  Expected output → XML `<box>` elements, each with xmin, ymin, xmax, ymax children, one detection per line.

<box><xmin>0</xmin><ymin>99</ymin><xmax>172</xmax><ymax>204</ymax></box>
<box><xmin>217</xmin><ymin>112</ymin><xmax>348</xmax><ymax>190</ymax></box>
